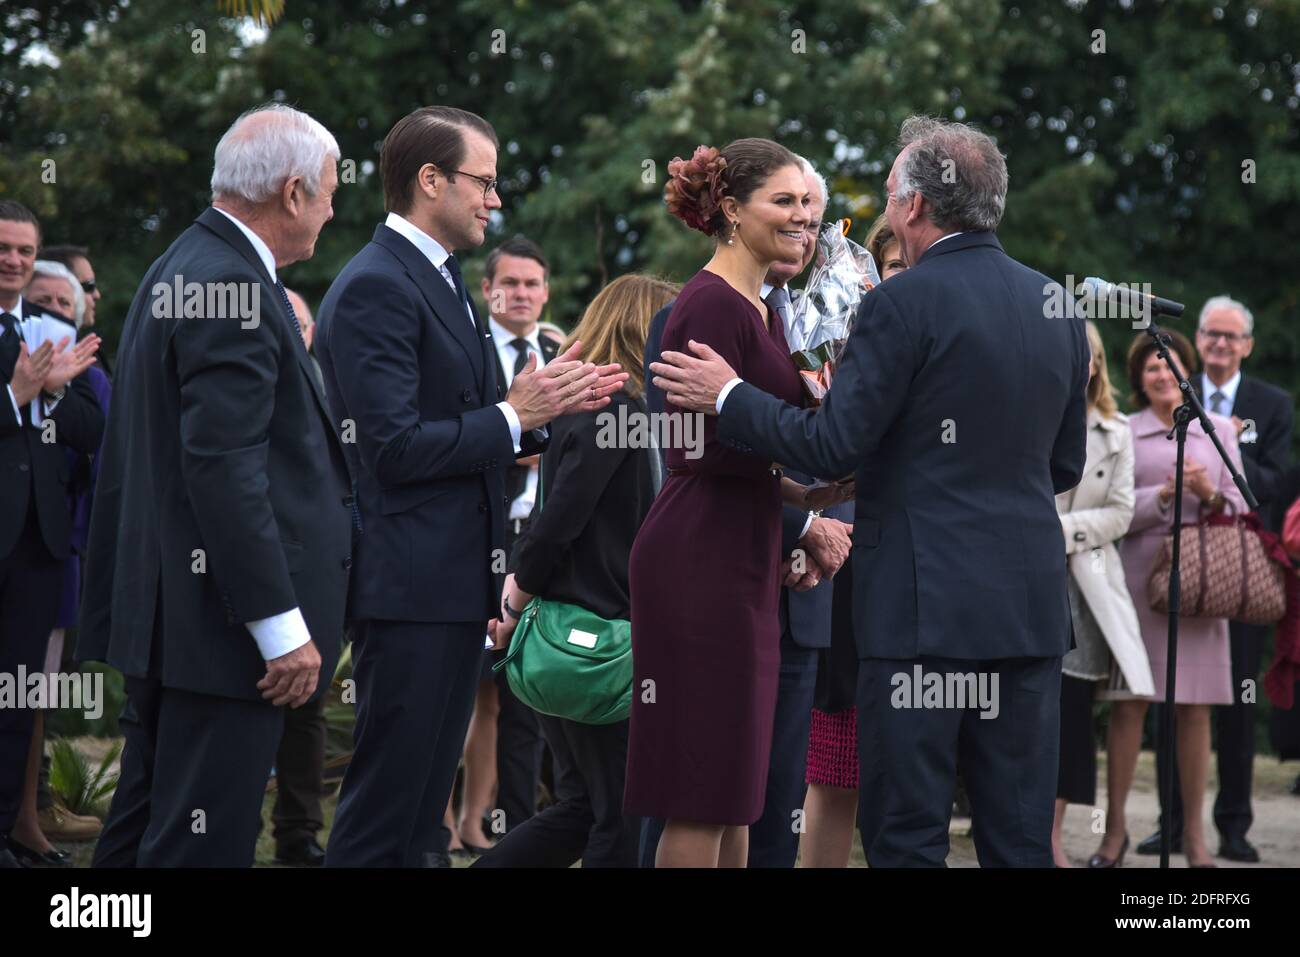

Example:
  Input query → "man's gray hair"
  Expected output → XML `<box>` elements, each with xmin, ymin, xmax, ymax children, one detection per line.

<box><xmin>798</xmin><ymin>156</ymin><xmax>830</xmax><ymax>210</ymax></box>
<box><xmin>1198</xmin><ymin>295</ymin><xmax>1254</xmax><ymax>336</ymax></box>
<box><xmin>894</xmin><ymin>115</ymin><xmax>1008</xmax><ymax>232</ymax></box>
<box><xmin>29</xmin><ymin>259</ymin><xmax>85</xmax><ymax>327</ymax></box>
<box><xmin>211</xmin><ymin>104</ymin><xmax>340</xmax><ymax>205</ymax></box>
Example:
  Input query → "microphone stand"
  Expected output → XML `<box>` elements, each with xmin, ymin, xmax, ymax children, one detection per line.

<box><xmin>1143</xmin><ymin>319</ymin><xmax>1258</xmax><ymax>869</ymax></box>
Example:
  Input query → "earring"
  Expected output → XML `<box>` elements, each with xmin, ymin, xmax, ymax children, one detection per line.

<box><xmin>727</xmin><ymin>220</ymin><xmax>738</xmax><ymax>246</ymax></box>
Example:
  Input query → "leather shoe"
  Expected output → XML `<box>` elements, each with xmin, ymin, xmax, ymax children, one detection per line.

<box><xmin>0</xmin><ymin>848</ymin><xmax>22</xmax><ymax>868</ymax></box>
<box><xmin>7</xmin><ymin>837</ymin><xmax>71</xmax><ymax>868</ymax></box>
<box><xmin>1218</xmin><ymin>835</ymin><xmax>1260</xmax><ymax>863</ymax></box>
<box><xmin>420</xmin><ymin>851</ymin><xmax>453</xmax><ymax>868</ymax></box>
<box><xmin>1136</xmin><ymin>830</ymin><xmax>1181</xmax><ymax>855</ymax></box>
<box><xmin>36</xmin><ymin>803</ymin><xmax>102</xmax><ymax>842</ymax></box>
<box><xmin>275</xmin><ymin>838</ymin><xmax>326</xmax><ymax>867</ymax></box>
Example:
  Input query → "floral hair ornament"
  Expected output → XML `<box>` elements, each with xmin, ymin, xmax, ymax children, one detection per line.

<box><xmin>665</xmin><ymin>145</ymin><xmax>728</xmax><ymax>234</ymax></box>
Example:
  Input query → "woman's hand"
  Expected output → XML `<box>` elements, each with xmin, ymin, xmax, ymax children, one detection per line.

<box><xmin>1182</xmin><ymin>462</ymin><xmax>1216</xmax><ymax>502</ymax></box>
<box><xmin>803</xmin><ymin>480</ymin><xmax>855</xmax><ymax>510</ymax></box>
<box><xmin>496</xmin><ymin>573</ymin><xmax>534</xmax><ymax>650</ymax></box>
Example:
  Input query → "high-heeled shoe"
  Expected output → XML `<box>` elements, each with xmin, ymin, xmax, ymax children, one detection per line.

<box><xmin>1087</xmin><ymin>834</ymin><xmax>1129</xmax><ymax>869</ymax></box>
<box><xmin>6</xmin><ymin>836</ymin><xmax>72</xmax><ymax>868</ymax></box>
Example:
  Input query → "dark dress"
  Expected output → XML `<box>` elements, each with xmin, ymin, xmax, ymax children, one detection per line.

<box><xmin>624</xmin><ymin>269</ymin><xmax>804</xmax><ymax>826</ymax></box>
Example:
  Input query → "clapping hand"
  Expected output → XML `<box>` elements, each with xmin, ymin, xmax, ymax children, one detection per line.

<box><xmin>43</xmin><ymin>334</ymin><xmax>101</xmax><ymax>394</ymax></box>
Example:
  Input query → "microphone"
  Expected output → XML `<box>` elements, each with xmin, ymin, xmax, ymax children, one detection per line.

<box><xmin>1081</xmin><ymin>276</ymin><xmax>1185</xmax><ymax>318</ymax></box>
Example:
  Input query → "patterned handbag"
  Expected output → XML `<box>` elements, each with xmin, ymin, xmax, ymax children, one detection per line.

<box><xmin>1147</xmin><ymin>501</ymin><xmax>1287</xmax><ymax>625</ymax></box>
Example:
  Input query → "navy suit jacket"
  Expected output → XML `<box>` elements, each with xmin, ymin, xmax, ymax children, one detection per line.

<box><xmin>1192</xmin><ymin>373</ymin><xmax>1292</xmax><ymax>531</ymax></box>
<box><xmin>315</xmin><ymin>224</ymin><xmax>546</xmax><ymax>624</ymax></box>
<box><xmin>78</xmin><ymin>208</ymin><xmax>352</xmax><ymax>701</ymax></box>
<box><xmin>718</xmin><ymin>232</ymin><xmax>1089</xmax><ymax>661</ymax></box>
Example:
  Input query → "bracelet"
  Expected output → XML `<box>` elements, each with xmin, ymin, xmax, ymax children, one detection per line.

<box><xmin>503</xmin><ymin>598</ymin><xmax>525</xmax><ymax>620</ymax></box>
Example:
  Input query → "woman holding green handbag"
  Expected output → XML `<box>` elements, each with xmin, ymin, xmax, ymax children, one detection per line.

<box><xmin>473</xmin><ymin>274</ymin><xmax>676</xmax><ymax>868</ymax></box>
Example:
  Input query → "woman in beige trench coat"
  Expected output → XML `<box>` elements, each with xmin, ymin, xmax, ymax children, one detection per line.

<box><xmin>1051</xmin><ymin>320</ymin><xmax>1154</xmax><ymax>867</ymax></box>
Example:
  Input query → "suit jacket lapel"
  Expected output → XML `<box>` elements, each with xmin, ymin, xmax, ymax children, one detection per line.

<box><xmin>195</xmin><ymin>208</ymin><xmax>348</xmax><ymax>475</ymax></box>
<box><xmin>372</xmin><ymin>225</ymin><xmax>485</xmax><ymax>390</ymax></box>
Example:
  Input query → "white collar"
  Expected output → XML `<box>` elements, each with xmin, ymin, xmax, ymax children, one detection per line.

<box><xmin>213</xmin><ymin>207</ymin><xmax>277</xmax><ymax>282</ymax></box>
<box><xmin>488</xmin><ymin>316</ymin><xmax>542</xmax><ymax>351</ymax></box>
<box><xmin>1203</xmin><ymin>370</ymin><xmax>1242</xmax><ymax>405</ymax></box>
<box><xmin>760</xmin><ymin>282</ymin><xmax>775</xmax><ymax>301</ymax></box>
<box><xmin>2</xmin><ymin>294</ymin><xmax>24</xmax><ymax>319</ymax></box>
<box><xmin>384</xmin><ymin>211</ymin><xmax>452</xmax><ymax>270</ymax></box>
<box><xmin>927</xmin><ymin>231</ymin><xmax>964</xmax><ymax>251</ymax></box>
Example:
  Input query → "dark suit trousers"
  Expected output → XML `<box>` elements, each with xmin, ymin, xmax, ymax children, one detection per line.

<box><xmin>637</xmin><ymin>632</ymin><xmax>819</xmax><ymax>867</ymax></box>
<box><xmin>857</xmin><ymin>655</ymin><xmax>1060</xmax><ymax>868</ymax></box>
<box><xmin>473</xmin><ymin>714</ymin><xmax>637</xmax><ymax>868</ymax></box>
<box><xmin>326</xmin><ymin>619</ymin><xmax>484</xmax><ymax>867</ymax></box>
<box><xmin>270</xmin><ymin>692</ymin><xmax>326</xmax><ymax>845</ymax></box>
<box><xmin>747</xmin><ymin>632</ymin><xmax>819</xmax><ymax>867</ymax></box>
<box><xmin>1154</xmin><ymin>620</ymin><xmax>1263</xmax><ymax>841</ymax></box>
<box><xmin>92</xmin><ymin>676</ymin><xmax>284</xmax><ymax>867</ymax></box>
<box><xmin>494</xmin><ymin>520</ymin><xmax>544</xmax><ymax>833</ymax></box>
<box><xmin>0</xmin><ymin>509</ymin><xmax>62</xmax><ymax>836</ymax></box>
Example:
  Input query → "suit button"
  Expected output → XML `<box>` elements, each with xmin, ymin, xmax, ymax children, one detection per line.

<box><xmin>462</xmin><ymin>389</ymin><xmax>472</xmax><ymax>402</ymax></box>
<box><xmin>342</xmin><ymin>495</ymin><xmax>354</xmax><ymax>507</ymax></box>
<box><xmin>342</xmin><ymin>557</ymin><xmax>352</xmax><ymax>570</ymax></box>
<box><xmin>478</xmin><ymin>502</ymin><xmax>488</xmax><ymax>513</ymax></box>
<box><xmin>18</xmin><ymin>463</ymin><xmax>28</xmax><ymax>472</ymax></box>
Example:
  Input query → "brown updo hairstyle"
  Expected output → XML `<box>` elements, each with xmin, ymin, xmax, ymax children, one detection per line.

<box><xmin>1125</xmin><ymin>329</ymin><xmax>1197</xmax><ymax>409</ymax></box>
<box><xmin>664</xmin><ymin>138</ymin><xmax>800</xmax><ymax>238</ymax></box>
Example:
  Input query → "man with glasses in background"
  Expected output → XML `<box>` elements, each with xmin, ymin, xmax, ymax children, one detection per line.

<box><xmin>1139</xmin><ymin>295</ymin><xmax>1292</xmax><ymax>864</ymax></box>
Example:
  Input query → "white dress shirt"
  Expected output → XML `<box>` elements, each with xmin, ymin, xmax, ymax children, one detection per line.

<box><xmin>211</xmin><ymin>207</ymin><xmax>311</xmax><ymax>662</ymax></box>
<box><xmin>383</xmin><ymin>212</ymin><xmax>523</xmax><ymax>452</ymax></box>
<box><xmin>489</xmin><ymin>317</ymin><xmax>547</xmax><ymax>520</ymax></box>
<box><xmin>3</xmin><ymin>295</ymin><xmax>71</xmax><ymax>427</ymax></box>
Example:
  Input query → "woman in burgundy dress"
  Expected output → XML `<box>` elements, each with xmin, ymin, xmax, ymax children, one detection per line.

<box><xmin>625</xmin><ymin>138</ymin><xmax>845</xmax><ymax>867</ymax></box>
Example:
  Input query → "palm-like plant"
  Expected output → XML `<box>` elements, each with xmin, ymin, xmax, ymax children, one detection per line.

<box><xmin>48</xmin><ymin>737</ymin><xmax>122</xmax><ymax>820</ymax></box>
<box><xmin>217</xmin><ymin>0</ymin><xmax>287</xmax><ymax>25</ymax></box>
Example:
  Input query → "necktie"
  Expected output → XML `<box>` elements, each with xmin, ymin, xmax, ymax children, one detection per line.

<box><xmin>1211</xmin><ymin>390</ymin><xmax>1227</xmax><ymax>415</ymax></box>
<box><xmin>765</xmin><ymin>285</ymin><xmax>793</xmax><ymax>335</ymax></box>
<box><xmin>442</xmin><ymin>254</ymin><xmax>478</xmax><ymax>325</ymax></box>
<box><xmin>0</xmin><ymin>312</ymin><xmax>19</xmax><ymax>379</ymax></box>
<box><xmin>511</xmin><ymin>337</ymin><xmax>531</xmax><ymax>377</ymax></box>
<box><xmin>274</xmin><ymin>280</ymin><xmax>307</xmax><ymax>348</ymax></box>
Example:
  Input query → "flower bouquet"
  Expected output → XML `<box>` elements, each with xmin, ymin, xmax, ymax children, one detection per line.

<box><xmin>787</xmin><ymin>220</ymin><xmax>881</xmax><ymax>405</ymax></box>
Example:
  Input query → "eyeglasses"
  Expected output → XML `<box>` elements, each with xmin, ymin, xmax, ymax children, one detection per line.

<box><xmin>452</xmin><ymin>170</ymin><xmax>499</xmax><ymax>200</ymax></box>
<box><xmin>1199</xmin><ymin>329</ymin><xmax>1248</xmax><ymax>343</ymax></box>
<box><xmin>81</xmin><ymin>279</ymin><xmax>98</xmax><ymax>294</ymax></box>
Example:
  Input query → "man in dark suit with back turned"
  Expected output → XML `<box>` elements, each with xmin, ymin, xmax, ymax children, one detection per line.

<box><xmin>653</xmin><ymin>116</ymin><xmax>1089</xmax><ymax>867</ymax></box>
<box><xmin>1138</xmin><ymin>295</ymin><xmax>1292</xmax><ymax>863</ymax></box>
<box><xmin>77</xmin><ymin>104</ymin><xmax>354</xmax><ymax>867</ymax></box>
<box><xmin>316</xmin><ymin>106</ymin><xmax>626</xmax><ymax>868</ymax></box>
<box><xmin>0</xmin><ymin>201</ymin><xmax>103</xmax><ymax>869</ymax></box>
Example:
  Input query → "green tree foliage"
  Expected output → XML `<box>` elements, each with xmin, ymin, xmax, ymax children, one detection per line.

<box><xmin>2</xmin><ymin>0</ymin><xmax>1297</xmax><ymax>404</ymax></box>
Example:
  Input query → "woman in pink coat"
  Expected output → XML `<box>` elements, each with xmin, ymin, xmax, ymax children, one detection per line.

<box><xmin>1091</xmin><ymin>329</ymin><xmax>1245</xmax><ymax>869</ymax></box>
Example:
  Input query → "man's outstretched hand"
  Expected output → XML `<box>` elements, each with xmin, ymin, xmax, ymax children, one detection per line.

<box><xmin>650</xmin><ymin>339</ymin><xmax>737</xmax><ymax>416</ymax></box>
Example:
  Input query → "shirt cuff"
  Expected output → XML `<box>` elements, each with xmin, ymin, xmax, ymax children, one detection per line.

<box><xmin>716</xmin><ymin>377</ymin><xmax>743</xmax><ymax>414</ymax></box>
<box><xmin>799</xmin><ymin>512</ymin><xmax>815</xmax><ymax>540</ymax></box>
<box><xmin>246</xmin><ymin>607</ymin><xmax>311</xmax><ymax>661</ymax></box>
<box><xmin>496</xmin><ymin>401</ymin><xmax>523</xmax><ymax>453</ymax></box>
<box><xmin>7</xmin><ymin>386</ymin><xmax>20</xmax><ymax>426</ymax></box>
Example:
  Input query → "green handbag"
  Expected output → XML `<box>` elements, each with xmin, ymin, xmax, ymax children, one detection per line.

<box><xmin>491</xmin><ymin>452</ymin><xmax>634</xmax><ymax>725</ymax></box>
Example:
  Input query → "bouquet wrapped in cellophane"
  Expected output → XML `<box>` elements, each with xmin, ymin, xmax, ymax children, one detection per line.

<box><xmin>787</xmin><ymin>220</ymin><xmax>881</xmax><ymax>405</ymax></box>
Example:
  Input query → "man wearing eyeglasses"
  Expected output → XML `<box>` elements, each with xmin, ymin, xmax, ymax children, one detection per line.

<box><xmin>1139</xmin><ymin>295</ymin><xmax>1292</xmax><ymax>864</ymax></box>
<box><xmin>316</xmin><ymin>106</ymin><xmax>626</xmax><ymax>868</ymax></box>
